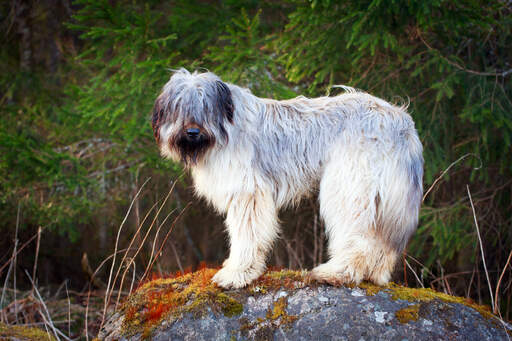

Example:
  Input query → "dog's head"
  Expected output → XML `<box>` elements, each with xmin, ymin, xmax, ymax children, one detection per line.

<box><xmin>152</xmin><ymin>69</ymin><xmax>234</xmax><ymax>165</ymax></box>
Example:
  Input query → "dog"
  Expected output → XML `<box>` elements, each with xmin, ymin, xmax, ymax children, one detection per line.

<box><xmin>152</xmin><ymin>69</ymin><xmax>423</xmax><ymax>289</ymax></box>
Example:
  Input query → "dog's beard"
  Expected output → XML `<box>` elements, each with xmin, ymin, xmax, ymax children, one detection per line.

<box><xmin>174</xmin><ymin>133</ymin><xmax>214</xmax><ymax>166</ymax></box>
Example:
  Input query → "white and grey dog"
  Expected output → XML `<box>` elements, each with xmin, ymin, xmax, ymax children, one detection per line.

<box><xmin>152</xmin><ymin>69</ymin><xmax>423</xmax><ymax>289</ymax></box>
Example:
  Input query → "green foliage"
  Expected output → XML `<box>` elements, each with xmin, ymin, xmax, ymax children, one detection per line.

<box><xmin>207</xmin><ymin>9</ymin><xmax>296</xmax><ymax>99</ymax></box>
<box><xmin>0</xmin><ymin>60</ymin><xmax>94</xmax><ymax>238</ymax></box>
<box><xmin>68</xmin><ymin>0</ymin><xmax>178</xmax><ymax>143</ymax></box>
<box><xmin>412</xmin><ymin>205</ymin><xmax>475</xmax><ymax>267</ymax></box>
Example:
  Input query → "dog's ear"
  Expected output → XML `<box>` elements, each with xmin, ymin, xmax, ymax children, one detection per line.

<box><xmin>215</xmin><ymin>81</ymin><xmax>234</xmax><ymax>123</ymax></box>
<box><xmin>152</xmin><ymin>97</ymin><xmax>164</xmax><ymax>141</ymax></box>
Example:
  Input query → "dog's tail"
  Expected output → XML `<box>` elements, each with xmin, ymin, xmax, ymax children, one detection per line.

<box><xmin>376</xmin><ymin>128</ymin><xmax>424</xmax><ymax>254</ymax></box>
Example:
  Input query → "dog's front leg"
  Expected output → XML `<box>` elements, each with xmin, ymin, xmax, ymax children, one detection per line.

<box><xmin>212</xmin><ymin>190</ymin><xmax>279</xmax><ymax>289</ymax></box>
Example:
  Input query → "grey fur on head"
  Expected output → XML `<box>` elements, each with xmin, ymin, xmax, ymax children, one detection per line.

<box><xmin>152</xmin><ymin>68</ymin><xmax>424</xmax><ymax>289</ymax></box>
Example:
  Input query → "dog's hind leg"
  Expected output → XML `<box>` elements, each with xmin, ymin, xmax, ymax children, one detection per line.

<box><xmin>311</xmin><ymin>141</ymin><xmax>418</xmax><ymax>286</ymax></box>
<box><xmin>212</xmin><ymin>188</ymin><xmax>279</xmax><ymax>289</ymax></box>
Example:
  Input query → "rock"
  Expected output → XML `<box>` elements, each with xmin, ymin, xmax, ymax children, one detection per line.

<box><xmin>99</xmin><ymin>268</ymin><xmax>512</xmax><ymax>341</ymax></box>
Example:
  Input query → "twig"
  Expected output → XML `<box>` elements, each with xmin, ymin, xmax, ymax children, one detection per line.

<box><xmin>423</xmin><ymin>153</ymin><xmax>481</xmax><ymax>202</ymax></box>
<box><xmin>129</xmin><ymin>261</ymin><xmax>136</xmax><ymax>295</ymax></box>
<box><xmin>145</xmin><ymin>208</ymin><xmax>179</xmax><ymax>279</ymax></box>
<box><xmin>42</xmin><ymin>321</ymin><xmax>51</xmax><ymax>341</ymax></box>
<box><xmin>170</xmin><ymin>241</ymin><xmax>184</xmax><ymax>274</ymax></box>
<box><xmin>115</xmin><ymin>258</ymin><xmax>136</xmax><ymax>308</ymax></box>
<box><xmin>284</xmin><ymin>240</ymin><xmax>303</xmax><ymax>270</ymax></box>
<box><xmin>53</xmin><ymin>281</ymin><xmax>67</xmax><ymax>299</ymax></box>
<box><xmin>111</xmin><ymin>200</ymin><xmax>159</xmax><ymax>308</ymax></box>
<box><xmin>467</xmin><ymin>185</ymin><xmax>494</xmax><ymax>310</ymax></box>
<box><xmin>403</xmin><ymin>254</ymin><xmax>407</xmax><ymax>286</ymax></box>
<box><xmin>14</xmin><ymin>320</ymin><xmax>73</xmax><ymax>327</ymax></box>
<box><xmin>25</xmin><ymin>270</ymin><xmax>69</xmax><ymax>341</ymax></box>
<box><xmin>82</xmin><ymin>253</ymin><xmax>105</xmax><ymax>289</ymax></box>
<box><xmin>467</xmin><ymin>267</ymin><xmax>476</xmax><ymax>299</ymax></box>
<box><xmin>429</xmin><ymin>271</ymin><xmax>475</xmax><ymax>286</ymax></box>
<box><xmin>0</xmin><ymin>203</ymin><xmax>21</xmax><ymax>322</ymax></box>
<box><xmin>116</xmin><ymin>185</ymin><xmax>178</xmax><ymax>288</ymax></box>
<box><xmin>84</xmin><ymin>248</ymin><xmax>136</xmax><ymax>341</ymax></box>
<box><xmin>418</xmin><ymin>28</ymin><xmax>512</xmax><ymax>78</ymax></box>
<box><xmin>494</xmin><ymin>249</ymin><xmax>512</xmax><ymax>315</ymax></box>
<box><xmin>142</xmin><ymin>203</ymin><xmax>191</xmax><ymax>282</ymax></box>
<box><xmin>405</xmin><ymin>254</ymin><xmax>435</xmax><ymax>277</ymax></box>
<box><xmin>437</xmin><ymin>260</ymin><xmax>449</xmax><ymax>294</ymax></box>
<box><xmin>13</xmin><ymin>203</ymin><xmax>20</xmax><ymax>324</ymax></box>
<box><xmin>1</xmin><ymin>239</ymin><xmax>17</xmax><ymax>323</ymax></box>
<box><xmin>113</xmin><ymin>182</ymin><xmax>178</xmax><ymax>308</ymax></box>
<box><xmin>65</xmin><ymin>281</ymin><xmax>71</xmax><ymax>338</ymax></box>
<box><xmin>173</xmin><ymin>190</ymin><xmax>203</xmax><ymax>261</ymax></box>
<box><xmin>0</xmin><ymin>227</ymin><xmax>47</xmax><ymax>276</ymax></box>
<box><xmin>31</xmin><ymin>226</ymin><xmax>42</xmax><ymax>296</ymax></box>
<box><xmin>405</xmin><ymin>258</ymin><xmax>424</xmax><ymax>288</ymax></box>
<box><xmin>112</xmin><ymin>201</ymin><xmax>159</xmax><ymax>272</ymax></box>
<box><xmin>100</xmin><ymin>178</ymin><xmax>150</xmax><ymax>331</ymax></box>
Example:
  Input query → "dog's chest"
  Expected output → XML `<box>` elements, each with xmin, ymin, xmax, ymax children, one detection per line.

<box><xmin>191</xmin><ymin>153</ymin><xmax>257</xmax><ymax>211</ymax></box>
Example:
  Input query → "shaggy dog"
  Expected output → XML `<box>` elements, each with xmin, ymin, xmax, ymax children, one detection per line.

<box><xmin>152</xmin><ymin>69</ymin><xmax>423</xmax><ymax>289</ymax></box>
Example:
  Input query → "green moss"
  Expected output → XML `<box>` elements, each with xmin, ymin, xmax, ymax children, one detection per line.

<box><xmin>217</xmin><ymin>293</ymin><xmax>244</xmax><ymax>317</ymax></box>
<box><xmin>388</xmin><ymin>283</ymin><xmax>445</xmax><ymax>301</ymax></box>
<box><xmin>354</xmin><ymin>282</ymin><xmax>493</xmax><ymax>320</ymax></box>
<box><xmin>357</xmin><ymin>281</ymin><xmax>383</xmax><ymax>296</ymax></box>
<box><xmin>395</xmin><ymin>304</ymin><xmax>420</xmax><ymax>323</ymax></box>
<box><xmin>386</xmin><ymin>283</ymin><xmax>493</xmax><ymax>319</ymax></box>
<box><xmin>0</xmin><ymin>322</ymin><xmax>57</xmax><ymax>341</ymax></box>
<box><xmin>264</xmin><ymin>269</ymin><xmax>305</xmax><ymax>281</ymax></box>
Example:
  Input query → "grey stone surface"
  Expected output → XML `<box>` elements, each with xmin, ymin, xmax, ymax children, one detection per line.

<box><xmin>100</xmin><ymin>284</ymin><xmax>512</xmax><ymax>341</ymax></box>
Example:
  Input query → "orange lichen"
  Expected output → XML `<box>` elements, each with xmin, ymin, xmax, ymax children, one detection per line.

<box><xmin>121</xmin><ymin>268</ymin><xmax>243</xmax><ymax>337</ymax></box>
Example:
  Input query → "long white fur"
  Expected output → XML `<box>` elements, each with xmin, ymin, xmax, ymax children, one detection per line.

<box><xmin>155</xmin><ymin>69</ymin><xmax>423</xmax><ymax>288</ymax></box>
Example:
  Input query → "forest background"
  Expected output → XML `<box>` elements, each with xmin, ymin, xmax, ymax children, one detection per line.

<box><xmin>1</xmin><ymin>0</ymin><xmax>511</xmax><ymax>336</ymax></box>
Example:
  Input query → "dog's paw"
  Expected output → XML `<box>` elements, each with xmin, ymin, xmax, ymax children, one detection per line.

<box><xmin>309</xmin><ymin>262</ymin><xmax>362</xmax><ymax>286</ymax></box>
<box><xmin>369</xmin><ymin>270</ymin><xmax>391</xmax><ymax>286</ymax></box>
<box><xmin>212</xmin><ymin>266</ymin><xmax>262</xmax><ymax>289</ymax></box>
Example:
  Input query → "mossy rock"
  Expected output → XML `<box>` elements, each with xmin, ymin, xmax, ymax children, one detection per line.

<box><xmin>99</xmin><ymin>268</ymin><xmax>512</xmax><ymax>340</ymax></box>
<box><xmin>0</xmin><ymin>322</ymin><xmax>57</xmax><ymax>341</ymax></box>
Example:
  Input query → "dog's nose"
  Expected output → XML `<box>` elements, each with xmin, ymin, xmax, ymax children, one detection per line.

<box><xmin>186</xmin><ymin>128</ymin><xmax>200</xmax><ymax>139</ymax></box>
